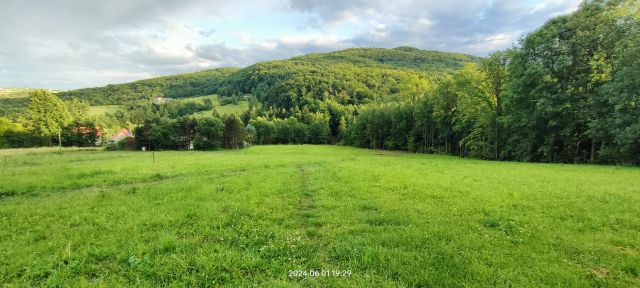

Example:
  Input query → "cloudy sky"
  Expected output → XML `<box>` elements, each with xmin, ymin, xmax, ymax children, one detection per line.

<box><xmin>0</xmin><ymin>0</ymin><xmax>581</xmax><ymax>90</ymax></box>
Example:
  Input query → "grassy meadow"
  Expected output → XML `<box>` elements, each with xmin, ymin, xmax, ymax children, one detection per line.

<box><xmin>179</xmin><ymin>94</ymin><xmax>249</xmax><ymax>116</ymax></box>
<box><xmin>68</xmin><ymin>95</ymin><xmax>246</xmax><ymax>118</ymax></box>
<box><xmin>1</xmin><ymin>145</ymin><xmax>639</xmax><ymax>287</ymax></box>
<box><xmin>0</xmin><ymin>88</ymin><xmax>52</xmax><ymax>99</ymax></box>
<box><xmin>87</xmin><ymin>105</ymin><xmax>121</xmax><ymax>117</ymax></box>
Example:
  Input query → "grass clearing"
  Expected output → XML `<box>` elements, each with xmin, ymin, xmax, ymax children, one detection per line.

<box><xmin>0</xmin><ymin>88</ymin><xmax>42</xmax><ymax>99</ymax></box>
<box><xmin>176</xmin><ymin>95</ymin><xmax>218</xmax><ymax>104</ymax></box>
<box><xmin>87</xmin><ymin>105</ymin><xmax>121</xmax><ymax>116</ymax></box>
<box><xmin>0</xmin><ymin>88</ymin><xmax>60</xmax><ymax>99</ymax></box>
<box><xmin>179</xmin><ymin>94</ymin><xmax>249</xmax><ymax>116</ymax></box>
<box><xmin>1</xmin><ymin>145</ymin><xmax>639</xmax><ymax>286</ymax></box>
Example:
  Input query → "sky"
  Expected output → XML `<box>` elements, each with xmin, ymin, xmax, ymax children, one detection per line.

<box><xmin>0</xmin><ymin>0</ymin><xmax>581</xmax><ymax>90</ymax></box>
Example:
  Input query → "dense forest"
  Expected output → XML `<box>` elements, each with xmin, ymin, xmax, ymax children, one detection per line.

<box><xmin>1</xmin><ymin>0</ymin><xmax>638</xmax><ymax>164</ymax></box>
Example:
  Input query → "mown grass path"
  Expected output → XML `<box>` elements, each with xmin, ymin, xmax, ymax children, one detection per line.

<box><xmin>1</xmin><ymin>145</ymin><xmax>639</xmax><ymax>287</ymax></box>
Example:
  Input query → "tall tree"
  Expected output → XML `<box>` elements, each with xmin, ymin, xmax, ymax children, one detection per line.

<box><xmin>65</xmin><ymin>98</ymin><xmax>90</xmax><ymax>122</ymax></box>
<box><xmin>337</xmin><ymin>116</ymin><xmax>348</xmax><ymax>142</ymax></box>
<box><xmin>308</xmin><ymin>113</ymin><xmax>330</xmax><ymax>144</ymax></box>
<box><xmin>597</xmin><ymin>10</ymin><xmax>640</xmax><ymax>164</ymax></box>
<box><xmin>452</xmin><ymin>63</ymin><xmax>494</xmax><ymax>158</ymax></box>
<box><xmin>194</xmin><ymin>116</ymin><xmax>224</xmax><ymax>150</ymax></box>
<box><xmin>28</xmin><ymin>90</ymin><xmax>71</xmax><ymax>150</ymax></box>
<box><xmin>223</xmin><ymin>114</ymin><xmax>245</xmax><ymax>149</ymax></box>
<box><xmin>480</xmin><ymin>51</ymin><xmax>509</xmax><ymax>159</ymax></box>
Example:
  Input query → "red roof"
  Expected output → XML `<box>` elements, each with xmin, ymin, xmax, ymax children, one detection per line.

<box><xmin>72</xmin><ymin>126</ymin><xmax>102</xmax><ymax>137</ymax></box>
<box><xmin>110</xmin><ymin>129</ymin><xmax>133</xmax><ymax>141</ymax></box>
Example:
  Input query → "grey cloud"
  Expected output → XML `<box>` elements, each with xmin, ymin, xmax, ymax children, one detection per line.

<box><xmin>0</xmin><ymin>0</ymin><xmax>231</xmax><ymax>89</ymax></box>
<box><xmin>199</xmin><ymin>29</ymin><xmax>216</xmax><ymax>37</ymax></box>
<box><xmin>0</xmin><ymin>0</ymin><xmax>221</xmax><ymax>38</ymax></box>
<box><xmin>286</xmin><ymin>0</ymin><xmax>379</xmax><ymax>27</ymax></box>
<box><xmin>287</xmin><ymin>0</ymin><xmax>581</xmax><ymax>54</ymax></box>
<box><xmin>192</xmin><ymin>37</ymin><xmax>350</xmax><ymax>67</ymax></box>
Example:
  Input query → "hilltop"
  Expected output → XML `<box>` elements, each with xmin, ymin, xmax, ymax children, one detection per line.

<box><xmin>291</xmin><ymin>46</ymin><xmax>479</xmax><ymax>71</ymax></box>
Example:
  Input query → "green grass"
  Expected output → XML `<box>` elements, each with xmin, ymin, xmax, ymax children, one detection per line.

<box><xmin>88</xmin><ymin>105</ymin><xmax>121</xmax><ymax>116</ymax></box>
<box><xmin>176</xmin><ymin>95</ymin><xmax>218</xmax><ymax>105</ymax></box>
<box><xmin>0</xmin><ymin>89</ymin><xmax>41</xmax><ymax>118</ymax></box>
<box><xmin>0</xmin><ymin>88</ymin><xmax>60</xmax><ymax>99</ymax></box>
<box><xmin>179</xmin><ymin>94</ymin><xmax>249</xmax><ymax>116</ymax></box>
<box><xmin>1</xmin><ymin>145</ymin><xmax>639</xmax><ymax>287</ymax></box>
<box><xmin>0</xmin><ymin>88</ymin><xmax>40</xmax><ymax>99</ymax></box>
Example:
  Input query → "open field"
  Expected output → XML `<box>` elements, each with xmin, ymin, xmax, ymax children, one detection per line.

<box><xmin>82</xmin><ymin>95</ymin><xmax>247</xmax><ymax>117</ymax></box>
<box><xmin>87</xmin><ymin>105</ymin><xmax>121</xmax><ymax>116</ymax></box>
<box><xmin>1</xmin><ymin>145</ymin><xmax>639</xmax><ymax>287</ymax></box>
<box><xmin>176</xmin><ymin>95</ymin><xmax>218</xmax><ymax>105</ymax></box>
<box><xmin>0</xmin><ymin>88</ymin><xmax>54</xmax><ymax>99</ymax></box>
<box><xmin>0</xmin><ymin>89</ymin><xmax>35</xmax><ymax>118</ymax></box>
<box><xmin>180</xmin><ymin>94</ymin><xmax>249</xmax><ymax>116</ymax></box>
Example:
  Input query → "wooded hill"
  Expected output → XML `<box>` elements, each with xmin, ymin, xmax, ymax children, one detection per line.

<box><xmin>57</xmin><ymin>47</ymin><xmax>479</xmax><ymax>106</ymax></box>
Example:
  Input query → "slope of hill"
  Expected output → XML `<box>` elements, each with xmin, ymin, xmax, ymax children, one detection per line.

<box><xmin>0</xmin><ymin>88</ymin><xmax>59</xmax><ymax>119</ymax></box>
<box><xmin>57</xmin><ymin>47</ymin><xmax>479</xmax><ymax>107</ymax></box>
<box><xmin>58</xmin><ymin>68</ymin><xmax>239</xmax><ymax>105</ymax></box>
<box><xmin>203</xmin><ymin>47</ymin><xmax>480</xmax><ymax>111</ymax></box>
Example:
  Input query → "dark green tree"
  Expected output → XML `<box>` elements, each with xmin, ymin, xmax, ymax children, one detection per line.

<box><xmin>223</xmin><ymin>114</ymin><xmax>245</xmax><ymax>149</ymax></box>
<box><xmin>194</xmin><ymin>116</ymin><xmax>224</xmax><ymax>150</ymax></box>
<box><xmin>28</xmin><ymin>90</ymin><xmax>71</xmax><ymax>150</ymax></box>
<box><xmin>480</xmin><ymin>51</ymin><xmax>509</xmax><ymax>159</ymax></box>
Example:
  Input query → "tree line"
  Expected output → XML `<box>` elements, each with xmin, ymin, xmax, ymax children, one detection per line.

<box><xmin>0</xmin><ymin>91</ymin><xmax>221</xmax><ymax>149</ymax></box>
<box><xmin>132</xmin><ymin>113</ymin><xmax>249</xmax><ymax>150</ymax></box>
<box><xmin>339</xmin><ymin>0</ymin><xmax>640</xmax><ymax>164</ymax></box>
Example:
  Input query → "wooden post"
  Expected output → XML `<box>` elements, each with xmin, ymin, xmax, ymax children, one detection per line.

<box><xmin>58</xmin><ymin>131</ymin><xmax>62</xmax><ymax>153</ymax></box>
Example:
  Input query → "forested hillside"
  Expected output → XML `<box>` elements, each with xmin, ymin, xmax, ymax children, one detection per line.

<box><xmin>57</xmin><ymin>68</ymin><xmax>239</xmax><ymax>105</ymax></box>
<box><xmin>57</xmin><ymin>47</ymin><xmax>476</xmax><ymax>106</ymax></box>
<box><xmin>45</xmin><ymin>47</ymin><xmax>477</xmax><ymax>148</ymax></box>
<box><xmin>0</xmin><ymin>88</ymin><xmax>54</xmax><ymax>119</ymax></box>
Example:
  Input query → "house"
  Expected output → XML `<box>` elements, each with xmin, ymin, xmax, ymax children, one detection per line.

<box><xmin>108</xmin><ymin>128</ymin><xmax>135</xmax><ymax>149</ymax></box>
<box><xmin>109</xmin><ymin>129</ymin><xmax>134</xmax><ymax>143</ymax></box>
<box><xmin>71</xmin><ymin>125</ymin><xmax>103</xmax><ymax>146</ymax></box>
<box><xmin>72</xmin><ymin>126</ymin><xmax>102</xmax><ymax>136</ymax></box>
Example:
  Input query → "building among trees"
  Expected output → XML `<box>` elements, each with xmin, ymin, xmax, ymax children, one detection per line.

<box><xmin>108</xmin><ymin>129</ymin><xmax>134</xmax><ymax>149</ymax></box>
